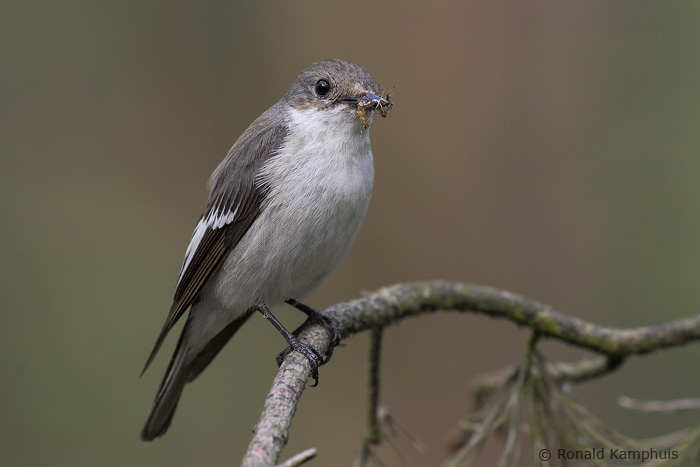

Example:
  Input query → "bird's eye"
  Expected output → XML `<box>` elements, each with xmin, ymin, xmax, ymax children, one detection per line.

<box><xmin>315</xmin><ymin>79</ymin><xmax>331</xmax><ymax>96</ymax></box>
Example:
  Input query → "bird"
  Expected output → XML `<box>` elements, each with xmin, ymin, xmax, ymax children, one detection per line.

<box><xmin>140</xmin><ymin>59</ymin><xmax>392</xmax><ymax>440</ymax></box>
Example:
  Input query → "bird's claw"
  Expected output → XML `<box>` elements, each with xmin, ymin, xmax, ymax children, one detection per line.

<box><xmin>275</xmin><ymin>338</ymin><xmax>322</xmax><ymax>386</ymax></box>
<box><xmin>290</xmin><ymin>312</ymin><xmax>341</xmax><ymax>364</ymax></box>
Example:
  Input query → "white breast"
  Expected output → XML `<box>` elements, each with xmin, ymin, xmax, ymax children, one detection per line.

<box><xmin>211</xmin><ymin>105</ymin><xmax>375</xmax><ymax>311</ymax></box>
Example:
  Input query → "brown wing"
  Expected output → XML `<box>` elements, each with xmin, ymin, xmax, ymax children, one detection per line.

<box><xmin>141</xmin><ymin>103</ymin><xmax>288</xmax><ymax>374</ymax></box>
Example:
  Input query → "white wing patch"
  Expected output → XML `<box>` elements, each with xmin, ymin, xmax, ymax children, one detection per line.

<box><xmin>209</xmin><ymin>205</ymin><xmax>238</xmax><ymax>229</ymax></box>
<box><xmin>175</xmin><ymin>198</ymin><xmax>239</xmax><ymax>289</ymax></box>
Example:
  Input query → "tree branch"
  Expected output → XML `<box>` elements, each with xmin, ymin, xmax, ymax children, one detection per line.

<box><xmin>241</xmin><ymin>281</ymin><xmax>700</xmax><ymax>466</ymax></box>
<box><xmin>365</xmin><ymin>326</ymin><xmax>383</xmax><ymax>445</ymax></box>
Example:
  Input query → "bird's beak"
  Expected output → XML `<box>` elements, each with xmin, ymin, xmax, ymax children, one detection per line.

<box><xmin>345</xmin><ymin>91</ymin><xmax>393</xmax><ymax>128</ymax></box>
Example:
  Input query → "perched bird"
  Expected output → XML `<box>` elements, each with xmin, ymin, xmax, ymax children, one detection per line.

<box><xmin>140</xmin><ymin>59</ymin><xmax>392</xmax><ymax>440</ymax></box>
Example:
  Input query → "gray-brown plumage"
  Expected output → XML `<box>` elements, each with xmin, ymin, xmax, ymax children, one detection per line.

<box><xmin>140</xmin><ymin>60</ymin><xmax>391</xmax><ymax>440</ymax></box>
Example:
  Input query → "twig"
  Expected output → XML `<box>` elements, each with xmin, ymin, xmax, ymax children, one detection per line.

<box><xmin>470</xmin><ymin>355</ymin><xmax>620</xmax><ymax>410</ymax></box>
<box><xmin>366</xmin><ymin>326</ymin><xmax>384</xmax><ymax>445</ymax></box>
<box><xmin>241</xmin><ymin>281</ymin><xmax>700</xmax><ymax>465</ymax></box>
<box><xmin>274</xmin><ymin>448</ymin><xmax>317</xmax><ymax>467</ymax></box>
<box><xmin>618</xmin><ymin>396</ymin><xmax>700</xmax><ymax>413</ymax></box>
<box><xmin>241</xmin><ymin>325</ymin><xmax>331</xmax><ymax>467</ymax></box>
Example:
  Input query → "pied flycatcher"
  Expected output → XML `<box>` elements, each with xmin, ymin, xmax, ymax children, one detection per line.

<box><xmin>140</xmin><ymin>59</ymin><xmax>392</xmax><ymax>440</ymax></box>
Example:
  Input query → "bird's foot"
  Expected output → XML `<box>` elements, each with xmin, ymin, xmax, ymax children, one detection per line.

<box><xmin>275</xmin><ymin>337</ymin><xmax>323</xmax><ymax>386</ymax></box>
<box><xmin>305</xmin><ymin>312</ymin><xmax>341</xmax><ymax>363</ymax></box>
<box><xmin>286</xmin><ymin>299</ymin><xmax>341</xmax><ymax>363</ymax></box>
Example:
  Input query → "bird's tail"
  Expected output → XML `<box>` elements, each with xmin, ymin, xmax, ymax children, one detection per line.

<box><xmin>140</xmin><ymin>312</ymin><xmax>252</xmax><ymax>440</ymax></box>
<box><xmin>140</xmin><ymin>330</ymin><xmax>190</xmax><ymax>441</ymax></box>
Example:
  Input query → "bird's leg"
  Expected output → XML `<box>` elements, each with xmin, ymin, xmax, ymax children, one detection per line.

<box><xmin>284</xmin><ymin>299</ymin><xmax>341</xmax><ymax>363</ymax></box>
<box><xmin>255</xmin><ymin>303</ymin><xmax>321</xmax><ymax>386</ymax></box>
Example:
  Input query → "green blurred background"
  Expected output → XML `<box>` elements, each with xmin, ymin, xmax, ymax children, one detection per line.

<box><xmin>2</xmin><ymin>1</ymin><xmax>700</xmax><ymax>465</ymax></box>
